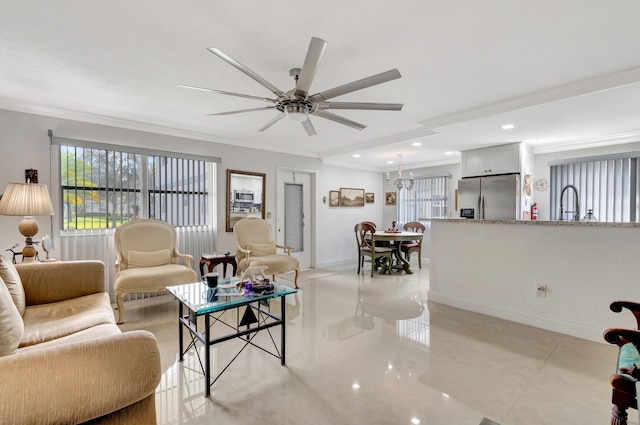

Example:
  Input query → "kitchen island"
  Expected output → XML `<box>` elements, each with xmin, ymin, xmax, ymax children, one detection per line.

<box><xmin>427</xmin><ymin>218</ymin><xmax>640</xmax><ymax>342</ymax></box>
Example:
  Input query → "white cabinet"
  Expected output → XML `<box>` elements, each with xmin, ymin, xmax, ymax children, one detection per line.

<box><xmin>461</xmin><ymin>143</ymin><xmax>522</xmax><ymax>177</ymax></box>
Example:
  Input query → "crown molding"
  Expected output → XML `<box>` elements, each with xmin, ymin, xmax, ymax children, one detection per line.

<box><xmin>0</xmin><ymin>97</ymin><xmax>321</xmax><ymax>159</ymax></box>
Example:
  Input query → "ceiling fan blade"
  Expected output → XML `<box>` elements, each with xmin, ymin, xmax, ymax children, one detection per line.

<box><xmin>301</xmin><ymin>118</ymin><xmax>317</xmax><ymax>136</ymax></box>
<box><xmin>206</xmin><ymin>106</ymin><xmax>277</xmax><ymax>116</ymax></box>
<box><xmin>319</xmin><ymin>102</ymin><xmax>403</xmax><ymax>111</ymax></box>
<box><xmin>314</xmin><ymin>110</ymin><xmax>367</xmax><ymax>131</ymax></box>
<box><xmin>177</xmin><ymin>84</ymin><xmax>277</xmax><ymax>103</ymax></box>
<box><xmin>258</xmin><ymin>113</ymin><xmax>285</xmax><ymax>132</ymax></box>
<box><xmin>294</xmin><ymin>37</ymin><xmax>328</xmax><ymax>99</ymax></box>
<box><xmin>310</xmin><ymin>69</ymin><xmax>402</xmax><ymax>102</ymax></box>
<box><xmin>207</xmin><ymin>47</ymin><xmax>287</xmax><ymax>98</ymax></box>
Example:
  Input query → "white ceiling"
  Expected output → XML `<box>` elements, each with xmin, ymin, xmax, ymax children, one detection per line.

<box><xmin>2</xmin><ymin>1</ymin><xmax>640</xmax><ymax>172</ymax></box>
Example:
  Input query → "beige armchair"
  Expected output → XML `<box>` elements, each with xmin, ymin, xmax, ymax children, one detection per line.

<box><xmin>114</xmin><ymin>219</ymin><xmax>197</xmax><ymax>323</ymax></box>
<box><xmin>233</xmin><ymin>218</ymin><xmax>300</xmax><ymax>288</ymax></box>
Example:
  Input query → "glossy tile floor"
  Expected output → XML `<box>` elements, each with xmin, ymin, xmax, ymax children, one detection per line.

<box><xmin>117</xmin><ymin>263</ymin><xmax>632</xmax><ymax>425</ymax></box>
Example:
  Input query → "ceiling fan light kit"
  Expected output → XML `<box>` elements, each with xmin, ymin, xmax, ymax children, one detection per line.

<box><xmin>180</xmin><ymin>37</ymin><xmax>403</xmax><ymax>136</ymax></box>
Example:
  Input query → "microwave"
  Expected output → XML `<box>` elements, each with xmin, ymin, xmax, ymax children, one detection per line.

<box><xmin>234</xmin><ymin>190</ymin><xmax>254</xmax><ymax>203</ymax></box>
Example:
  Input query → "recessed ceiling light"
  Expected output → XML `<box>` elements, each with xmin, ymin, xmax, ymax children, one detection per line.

<box><xmin>411</xmin><ymin>418</ymin><xmax>421</xmax><ymax>425</ymax></box>
<box><xmin>501</xmin><ymin>124</ymin><xmax>515</xmax><ymax>130</ymax></box>
<box><xmin>411</xmin><ymin>142</ymin><xmax>422</xmax><ymax>147</ymax></box>
<box><xmin>386</xmin><ymin>160</ymin><xmax>394</xmax><ymax>164</ymax></box>
<box><xmin>444</xmin><ymin>151</ymin><xmax>454</xmax><ymax>155</ymax></box>
<box><xmin>352</xmin><ymin>383</ymin><xmax>360</xmax><ymax>390</ymax></box>
<box><xmin>352</xmin><ymin>154</ymin><xmax>361</xmax><ymax>158</ymax></box>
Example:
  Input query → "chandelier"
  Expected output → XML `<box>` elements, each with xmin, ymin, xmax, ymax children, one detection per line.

<box><xmin>386</xmin><ymin>154</ymin><xmax>414</xmax><ymax>190</ymax></box>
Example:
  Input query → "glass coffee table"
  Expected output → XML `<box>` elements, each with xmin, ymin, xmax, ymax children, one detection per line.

<box><xmin>167</xmin><ymin>277</ymin><xmax>297</xmax><ymax>396</ymax></box>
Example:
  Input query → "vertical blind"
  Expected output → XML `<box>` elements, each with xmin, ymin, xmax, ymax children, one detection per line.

<box><xmin>549</xmin><ymin>152</ymin><xmax>639</xmax><ymax>222</ymax></box>
<box><xmin>396</xmin><ymin>175</ymin><xmax>451</xmax><ymax>225</ymax></box>
<box><xmin>50</xmin><ymin>133</ymin><xmax>220</xmax><ymax>298</ymax></box>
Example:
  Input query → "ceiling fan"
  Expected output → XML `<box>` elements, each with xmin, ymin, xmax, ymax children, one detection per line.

<box><xmin>178</xmin><ymin>36</ymin><xmax>403</xmax><ymax>136</ymax></box>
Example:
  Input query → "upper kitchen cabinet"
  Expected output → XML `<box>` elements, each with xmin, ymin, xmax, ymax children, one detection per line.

<box><xmin>461</xmin><ymin>142</ymin><xmax>529</xmax><ymax>178</ymax></box>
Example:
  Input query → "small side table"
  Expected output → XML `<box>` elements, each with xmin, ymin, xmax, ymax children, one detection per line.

<box><xmin>200</xmin><ymin>253</ymin><xmax>237</xmax><ymax>278</ymax></box>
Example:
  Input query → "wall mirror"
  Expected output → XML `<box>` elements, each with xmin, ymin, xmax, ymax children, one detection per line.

<box><xmin>226</xmin><ymin>169</ymin><xmax>266</xmax><ymax>232</ymax></box>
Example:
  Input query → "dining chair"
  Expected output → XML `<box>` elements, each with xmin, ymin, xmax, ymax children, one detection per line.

<box><xmin>603</xmin><ymin>301</ymin><xmax>640</xmax><ymax>425</ymax></box>
<box><xmin>400</xmin><ymin>221</ymin><xmax>425</xmax><ymax>269</ymax></box>
<box><xmin>354</xmin><ymin>222</ymin><xmax>394</xmax><ymax>277</ymax></box>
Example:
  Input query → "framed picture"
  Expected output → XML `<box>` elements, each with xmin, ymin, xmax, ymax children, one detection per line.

<box><xmin>329</xmin><ymin>190</ymin><xmax>340</xmax><ymax>207</ymax></box>
<box><xmin>365</xmin><ymin>193</ymin><xmax>374</xmax><ymax>203</ymax></box>
<box><xmin>385</xmin><ymin>191</ymin><xmax>397</xmax><ymax>206</ymax></box>
<box><xmin>25</xmin><ymin>168</ymin><xmax>38</xmax><ymax>184</ymax></box>
<box><xmin>339</xmin><ymin>188</ymin><xmax>365</xmax><ymax>207</ymax></box>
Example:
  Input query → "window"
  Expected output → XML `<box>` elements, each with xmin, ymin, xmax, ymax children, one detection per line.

<box><xmin>397</xmin><ymin>175</ymin><xmax>450</xmax><ymax>224</ymax></box>
<box><xmin>549</xmin><ymin>152</ymin><xmax>640</xmax><ymax>222</ymax></box>
<box><xmin>60</xmin><ymin>145</ymin><xmax>212</xmax><ymax>230</ymax></box>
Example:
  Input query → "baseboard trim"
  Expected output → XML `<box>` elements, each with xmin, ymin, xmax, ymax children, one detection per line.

<box><xmin>428</xmin><ymin>291</ymin><xmax>605</xmax><ymax>343</ymax></box>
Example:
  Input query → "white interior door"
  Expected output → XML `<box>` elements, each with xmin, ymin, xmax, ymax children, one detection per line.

<box><xmin>276</xmin><ymin>169</ymin><xmax>313</xmax><ymax>269</ymax></box>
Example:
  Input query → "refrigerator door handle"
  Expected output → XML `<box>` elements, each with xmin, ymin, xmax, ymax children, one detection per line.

<box><xmin>477</xmin><ymin>195</ymin><xmax>481</xmax><ymax>219</ymax></box>
<box><xmin>481</xmin><ymin>196</ymin><xmax>485</xmax><ymax>219</ymax></box>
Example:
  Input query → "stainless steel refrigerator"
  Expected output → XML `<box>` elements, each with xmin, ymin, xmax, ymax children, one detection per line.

<box><xmin>458</xmin><ymin>174</ymin><xmax>521</xmax><ymax>220</ymax></box>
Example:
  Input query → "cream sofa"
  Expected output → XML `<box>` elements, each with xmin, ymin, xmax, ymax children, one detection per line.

<box><xmin>0</xmin><ymin>257</ymin><xmax>161</xmax><ymax>425</ymax></box>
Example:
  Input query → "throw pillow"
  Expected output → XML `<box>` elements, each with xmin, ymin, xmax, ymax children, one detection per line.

<box><xmin>128</xmin><ymin>249</ymin><xmax>172</xmax><ymax>268</ymax></box>
<box><xmin>0</xmin><ymin>254</ymin><xmax>26</xmax><ymax>316</ymax></box>
<box><xmin>247</xmin><ymin>242</ymin><xmax>276</xmax><ymax>257</ymax></box>
<box><xmin>0</xmin><ymin>277</ymin><xmax>24</xmax><ymax>356</ymax></box>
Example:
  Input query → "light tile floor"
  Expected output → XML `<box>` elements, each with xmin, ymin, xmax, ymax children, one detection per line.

<box><xmin>116</xmin><ymin>264</ymin><xmax>633</xmax><ymax>425</ymax></box>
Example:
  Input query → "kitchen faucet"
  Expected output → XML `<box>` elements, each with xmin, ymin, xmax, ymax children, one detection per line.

<box><xmin>559</xmin><ymin>184</ymin><xmax>580</xmax><ymax>221</ymax></box>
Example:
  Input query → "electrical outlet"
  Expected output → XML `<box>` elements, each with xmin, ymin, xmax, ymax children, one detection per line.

<box><xmin>536</xmin><ymin>284</ymin><xmax>547</xmax><ymax>297</ymax></box>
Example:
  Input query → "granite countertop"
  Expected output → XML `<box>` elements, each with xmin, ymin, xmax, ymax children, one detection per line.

<box><xmin>423</xmin><ymin>218</ymin><xmax>640</xmax><ymax>228</ymax></box>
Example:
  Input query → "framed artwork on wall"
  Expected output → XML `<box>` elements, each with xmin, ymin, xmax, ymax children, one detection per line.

<box><xmin>329</xmin><ymin>190</ymin><xmax>340</xmax><ymax>207</ymax></box>
<box><xmin>25</xmin><ymin>168</ymin><xmax>38</xmax><ymax>183</ymax></box>
<box><xmin>339</xmin><ymin>188</ymin><xmax>365</xmax><ymax>207</ymax></box>
<box><xmin>385</xmin><ymin>192</ymin><xmax>397</xmax><ymax>206</ymax></box>
<box><xmin>365</xmin><ymin>193</ymin><xmax>374</xmax><ymax>203</ymax></box>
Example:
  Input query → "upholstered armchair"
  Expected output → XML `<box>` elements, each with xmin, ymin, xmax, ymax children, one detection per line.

<box><xmin>233</xmin><ymin>218</ymin><xmax>300</xmax><ymax>288</ymax></box>
<box><xmin>114</xmin><ymin>219</ymin><xmax>197</xmax><ymax>323</ymax></box>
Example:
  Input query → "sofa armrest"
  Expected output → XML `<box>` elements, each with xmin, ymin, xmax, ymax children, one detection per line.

<box><xmin>16</xmin><ymin>260</ymin><xmax>105</xmax><ymax>305</ymax></box>
<box><xmin>0</xmin><ymin>330</ymin><xmax>160</xmax><ymax>425</ymax></box>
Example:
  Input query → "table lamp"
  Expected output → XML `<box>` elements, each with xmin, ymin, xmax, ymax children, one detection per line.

<box><xmin>0</xmin><ymin>182</ymin><xmax>55</xmax><ymax>262</ymax></box>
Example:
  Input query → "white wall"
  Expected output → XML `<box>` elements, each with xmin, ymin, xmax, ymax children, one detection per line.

<box><xmin>429</xmin><ymin>220</ymin><xmax>640</xmax><ymax>343</ymax></box>
<box><xmin>0</xmin><ymin>108</ymin><xmax>383</xmax><ymax>269</ymax></box>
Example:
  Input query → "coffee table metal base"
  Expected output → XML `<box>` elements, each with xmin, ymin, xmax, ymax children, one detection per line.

<box><xmin>177</xmin><ymin>299</ymin><xmax>287</xmax><ymax>397</ymax></box>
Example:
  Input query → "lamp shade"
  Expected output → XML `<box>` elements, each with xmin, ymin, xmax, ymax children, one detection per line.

<box><xmin>0</xmin><ymin>182</ymin><xmax>55</xmax><ymax>217</ymax></box>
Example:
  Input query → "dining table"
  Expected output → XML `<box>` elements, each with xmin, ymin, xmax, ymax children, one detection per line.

<box><xmin>371</xmin><ymin>231</ymin><xmax>423</xmax><ymax>274</ymax></box>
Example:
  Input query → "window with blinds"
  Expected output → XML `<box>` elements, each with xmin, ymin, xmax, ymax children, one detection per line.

<box><xmin>396</xmin><ymin>175</ymin><xmax>450</xmax><ymax>224</ymax></box>
<box><xmin>60</xmin><ymin>145</ymin><xmax>211</xmax><ymax>230</ymax></box>
<box><xmin>549</xmin><ymin>152</ymin><xmax>640</xmax><ymax>222</ymax></box>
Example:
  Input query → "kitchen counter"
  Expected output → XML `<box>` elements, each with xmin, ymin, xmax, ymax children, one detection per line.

<box><xmin>423</xmin><ymin>218</ymin><xmax>640</xmax><ymax>228</ymax></box>
<box><xmin>428</xmin><ymin>218</ymin><xmax>640</xmax><ymax>343</ymax></box>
